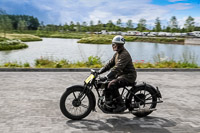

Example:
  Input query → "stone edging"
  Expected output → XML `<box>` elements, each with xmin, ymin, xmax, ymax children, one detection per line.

<box><xmin>0</xmin><ymin>68</ymin><xmax>200</xmax><ymax>72</ymax></box>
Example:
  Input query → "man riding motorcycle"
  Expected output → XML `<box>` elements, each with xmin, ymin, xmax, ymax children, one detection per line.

<box><xmin>98</xmin><ymin>35</ymin><xmax>137</xmax><ymax>113</ymax></box>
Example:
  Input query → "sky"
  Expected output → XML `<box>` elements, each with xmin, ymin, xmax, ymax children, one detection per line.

<box><xmin>0</xmin><ymin>0</ymin><xmax>200</xmax><ymax>28</ymax></box>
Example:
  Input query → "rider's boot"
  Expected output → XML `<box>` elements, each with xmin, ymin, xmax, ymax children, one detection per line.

<box><xmin>113</xmin><ymin>97</ymin><xmax>126</xmax><ymax>113</ymax></box>
<box><xmin>104</xmin><ymin>90</ymin><xmax>115</xmax><ymax>109</ymax></box>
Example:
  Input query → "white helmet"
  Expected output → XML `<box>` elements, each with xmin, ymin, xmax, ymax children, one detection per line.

<box><xmin>112</xmin><ymin>35</ymin><xmax>125</xmax><ymax>44</ymax></box>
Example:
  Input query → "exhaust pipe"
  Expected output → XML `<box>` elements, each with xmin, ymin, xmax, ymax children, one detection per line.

<box><xmin>132</xmin><ymin>108</ymin><xmax>157</xmax><ymax>113</ymax></box>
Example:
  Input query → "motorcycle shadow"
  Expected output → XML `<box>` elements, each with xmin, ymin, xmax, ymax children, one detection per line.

<box><xmin>66</xmin><ymin>116</ymin><xmax>176</xmax><ymax>133</ymax></box>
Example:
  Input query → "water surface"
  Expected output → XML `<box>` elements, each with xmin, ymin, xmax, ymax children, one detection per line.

<box><xmin>0</xmin><ymin>38</ymin><xmax>199</xmax><ymax>65</ymax></box>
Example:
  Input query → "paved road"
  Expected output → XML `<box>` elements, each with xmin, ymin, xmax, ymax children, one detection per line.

<box><xmin>0</xmin><ymin>72</ymin><xmax>200</xmax><ymax>133</ymax></box>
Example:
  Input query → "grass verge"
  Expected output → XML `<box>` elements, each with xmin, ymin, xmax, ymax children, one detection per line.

<box><xmin>0</xmin><ymin>55</ymin><xmax>199</xmax><ymax>68</ymax></box>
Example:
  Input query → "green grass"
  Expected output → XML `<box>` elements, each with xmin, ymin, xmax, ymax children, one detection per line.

<box><xmin>124</xmin><ymin>36</ymin><xmax>184</xmax><ymax>44</ymax></box>
<box><xmin>78</xmin><ymin>36</ymin><xmax>112</xmax><ymax>44</ymax></box>
<box><xmin>0</xmin><ymin>33</ymin><xmax>42</xmax><ymax>42</ymax></box>
<box><xmin>36</xmin><ymin>31</ymin><xmax>90</xmax><ymax>39</ymax></box>
<box><xmin>134</xmin><ymin>60</ymin><xmax>198</xmax><ymax>68</ymax></box>
<box><xmin>0</xmin><ymin>40</ymin><xmax>28</xmax><ymax>51</ymax></box>
<box><xmin>0</xmin><ymin>33</ymin><xmax>42</xmax><ymax>51</ymax></box>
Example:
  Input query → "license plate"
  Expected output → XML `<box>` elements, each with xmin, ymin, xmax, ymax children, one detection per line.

<box><xmin>85</xmin><ymin>74</ymin><xmax>95</xmax><ymax>84</ymax></box>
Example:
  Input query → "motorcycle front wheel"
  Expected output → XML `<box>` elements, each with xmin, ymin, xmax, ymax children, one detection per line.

<box><xmin>60</xmin><ymin>86</ymin><xmax>94</xmax><ymax>120</ymax></box>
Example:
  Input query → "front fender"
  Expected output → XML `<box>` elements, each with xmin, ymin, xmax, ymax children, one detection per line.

<box><xmin>66</xmin><ymin>85</ymin><xmax>96</xmax><ymax>111</ymax></box>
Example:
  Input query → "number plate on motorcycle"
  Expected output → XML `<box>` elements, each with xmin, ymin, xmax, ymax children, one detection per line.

<box><xmin>85</xmin><ymin>74</ymin><xmax>95</xmax><ymax>84</ymax></box>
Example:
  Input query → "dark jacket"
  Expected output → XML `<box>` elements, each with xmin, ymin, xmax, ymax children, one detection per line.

<box><xmin>101</xmin><ymin>47</ymin><xmax>137</xmax><ymax>83</ymax></box>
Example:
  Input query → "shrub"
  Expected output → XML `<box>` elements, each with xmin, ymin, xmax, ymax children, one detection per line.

<box><xmin>3</xmin><ymin>62</ymin><xmax>22</xmax><ymax>67</ymax></box>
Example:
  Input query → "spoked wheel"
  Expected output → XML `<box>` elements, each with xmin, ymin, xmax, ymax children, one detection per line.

<box><xmin>128</xmin><ymin>86</ymin><xmax>157</xmax><ymax>117</ymax></box>
<box><xmin>60</xmin><ymin>86</ymin><xmax>94</xmax><ymax>120</ymax></box>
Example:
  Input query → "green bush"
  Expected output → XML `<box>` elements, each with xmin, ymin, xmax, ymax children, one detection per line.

<box><xmin>23</xmin><ymin>62</ymin><xmax>30</xmax><ymax>67</ymax></box>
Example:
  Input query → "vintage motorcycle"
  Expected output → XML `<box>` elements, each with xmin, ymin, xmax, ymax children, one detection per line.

<box><xmin>60</xmin><ymin>69</ymin><xmax>163</xmax><ymax>120</ymax></box>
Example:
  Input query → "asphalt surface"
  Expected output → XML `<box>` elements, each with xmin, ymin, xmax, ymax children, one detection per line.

<box><xmin>0</xmin><ymin>72</ymin><xmax>200</xmax><ymax>133</ymax></box>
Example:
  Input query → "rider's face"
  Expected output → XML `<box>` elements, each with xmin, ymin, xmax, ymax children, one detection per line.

<box><xmin>112</xmin><ymin>43</ymin><xmax>118</xmax><ymax>51</ymax></box>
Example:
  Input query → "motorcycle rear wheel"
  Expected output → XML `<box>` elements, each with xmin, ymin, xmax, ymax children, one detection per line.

<box><xmin>128</xmin><ymin>86</ymin><xmax>157</xmax><ymax>117</ymax></box>
<box><xmin>60</xmin><ymin>86</ymin><xmax>94</xmax><ymax>120</ymax></box>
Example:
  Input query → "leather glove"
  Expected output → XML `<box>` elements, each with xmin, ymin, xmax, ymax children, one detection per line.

<box><xmin>98</xmin><ymin>67</ymin><xmax>106</xmax><ymax>74</ymax></box>
<box><xmin>99</xmin><ymin>76</ymin><xmax>107</xmax><ymax>82</ymax></box>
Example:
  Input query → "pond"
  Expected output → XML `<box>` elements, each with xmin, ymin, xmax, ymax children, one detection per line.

<box><xmin>0</xmin><ymin>38</ymin><xmax>200</xmax><ymax>65</ymax></box>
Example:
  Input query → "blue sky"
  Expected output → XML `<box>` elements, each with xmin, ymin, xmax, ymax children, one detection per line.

<box><xmin>0</xmin><ymin>0</ymin><xmax>200</xmax><ymax>27</ymax></box>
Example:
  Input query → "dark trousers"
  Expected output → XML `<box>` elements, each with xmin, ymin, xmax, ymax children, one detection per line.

<box><xmin>105</xmin><ymin>78</ymin><xmax>130</xmax><ymax>99</ymax></box>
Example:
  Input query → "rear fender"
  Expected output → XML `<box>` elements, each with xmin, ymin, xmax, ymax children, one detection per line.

<box><xmin>134</xmin><ymin>83</ymin><xmax>162</xmax><ymax>98</ymax></box>
<box><xmin>66</xmin><ymin>85</ymin><xmax>96</xmax><ymax>111</ymax></box>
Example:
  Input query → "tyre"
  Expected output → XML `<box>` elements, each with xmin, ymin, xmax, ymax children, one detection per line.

<box><xmin>60</xmin><ymin>86</ymin><xmax>94</xmax><ymax>120</ymax></box>
<box><xmin>128</xmin><ymin>86</ymin><xmax>157</xmax><ymax>117</ymax></box>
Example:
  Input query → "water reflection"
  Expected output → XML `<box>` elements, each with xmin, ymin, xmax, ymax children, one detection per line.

<box><xmin>0</xmin><ymin>38</ymin><xmax>199</xmax><ymax>65</ymax></box>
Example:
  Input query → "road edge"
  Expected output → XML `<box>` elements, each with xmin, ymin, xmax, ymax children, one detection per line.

<box><xmin>0</xmin><ymin>68</ymin><xmax>200</xmax><ymax>72</ymax></box>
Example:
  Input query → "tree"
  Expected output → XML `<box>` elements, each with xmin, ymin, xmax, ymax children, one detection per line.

<box><xmin>164</xmin><ymin>26</ymin><xmax>171</xmax><ymax>32</ymax></box>
<box><xmin>97</xmin><ymin>20</ymin><xmax>103</xmax><ymax>31</ymax></box>
<box><xmin>184</xmin><ymin>16</ymin><xmax>195</xmax><ymax>32</ymax></box>
<box><xmin>170</xmin><ymin>16</ymin><xmax>178</xmax><ymax>32</ymax></box>
<box><xmin>76</xmin><ymin>22</ymin><xmax>81</xmax><ymax>32</ymax></box>
<box><xmin>0</xmin><ymin>15</ymin><xmax>13</xmax><ymax>37</ymax></box>
<box><xmin>27</xmin><ymin>16</ymin><xmax>40</xmax><ymax>30</ymax></box>
<box><xmin>81</xmin><ymin>21</ymin><xmax>88</xmax><ymax>32</ymax></box>
<box><xmin>116</xmin><ymin>19</ymin><xmax>122</xmax><ymax>27</ymax></box>
<box><xmin>63</xmin><ymin>23</ymin><xmax>69</xmax><ymax>31</ymax></box>
<box><xmin>69</xmin><ymin>21</ymin><xmax>75</xmax><ymax>31</ymax></box>
<box><xmin>137</xmin><ymin>18</ymin><xmax>146</xmax><ymax>32</ymax></box>
<box><xmin>90</xmin><ymin>20</ymin><xmax>94</xmax><ymax>32</ymax></box>
<box><xmin>82</xmin><ymin>21</ymin><xmax>87</xmax><ymax>26</ymax></box>
<box><xmin>126</xmin><ymin>20</ymin><xmax>133</xmax><ymax>29</ymax></box>
<box><xmin>106</xmin><ymin>20</ymin><xmax>115</xmax><ymax>31</ymax></box>
<box><xmin>154</xmin><ymin>17</ymin><xmax>162</xmax><ymax>32</ymax></box>
<box><xmin>17</xmin><ymin>19</ymin><xmax>27</xmax><ymax>32</ymax></box>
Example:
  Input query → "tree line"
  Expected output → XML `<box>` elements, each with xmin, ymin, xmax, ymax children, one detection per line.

<box><xmin>0</xmin><ymin>8</ymin><xmax>200</xmax><ymax>37</ymax></box>
<box><xmin>0</xmin><ymin>9</ymin><xmax>40</xmax><ymax>37</ymax></box>
<box><xmin>38</xmin><ymin>16</ymin><xmax>200</xmax><ymax>33</ymax></box>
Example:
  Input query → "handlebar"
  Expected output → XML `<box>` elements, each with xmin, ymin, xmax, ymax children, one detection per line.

<box><xmin>90</xmin><ymin>69</ymin><xmax>99</xmax><ymax>77</ymax></box>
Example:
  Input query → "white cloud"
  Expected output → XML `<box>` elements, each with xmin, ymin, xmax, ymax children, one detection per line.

<box><xmin>166</xmin><ymin>3</ymin><xmax>193</xmax><ymax>10</ymax></box>
<box><xmin>168</xmin><ymin>0</ymin><xmax>186</xmax><ymax>2</ymax></box>
<box><xmin>85</xmin><ymin>0</ymin><xmax>169</xmax><ymax>24</ymax></box>
<box><xmin>0</xmin><ymin>0</ymin><xmax>198</xmax><ymax>27</ymax></box>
